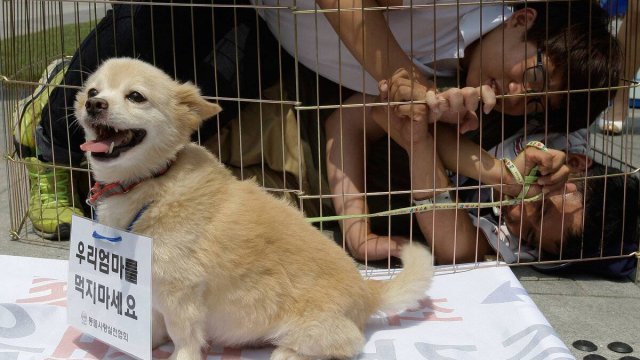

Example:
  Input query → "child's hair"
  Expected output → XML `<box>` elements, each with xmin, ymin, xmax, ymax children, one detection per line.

<box><xmin>564</xmin><ymin>162</ymin><xmax>639</xmax><ymax>264</ymax></box>
<box><xmin>515</xmin><ymin>0</ymin><xmax>622</xmax><ymax>132</ymax></box>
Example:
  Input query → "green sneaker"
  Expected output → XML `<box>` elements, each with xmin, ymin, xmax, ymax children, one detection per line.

<box><xmin>24</xmin><ymin>157</ymin><xmax>84</xmax><ymax>240</ymax></box>
<box><xmin>12</xmin><ymin>57</ymin><xmax>70</xmax><ymax>157</ymax></box>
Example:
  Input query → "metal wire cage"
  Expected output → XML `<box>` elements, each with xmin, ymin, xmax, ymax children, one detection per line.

<box><xmin>1</xmin><ymin>0</ymin><xmax>639</xmax><ymax>280</ymax></box>
<box><xmin>2</xmin><ymin>1</ymin><xmax>107</xmax><ymax>249</ymax></box>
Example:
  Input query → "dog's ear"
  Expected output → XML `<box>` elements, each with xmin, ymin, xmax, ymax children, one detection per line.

<box><xmin>176</xmin><ymin>82</ymin><xmax>223</xmax><ymax>128</ymax></box>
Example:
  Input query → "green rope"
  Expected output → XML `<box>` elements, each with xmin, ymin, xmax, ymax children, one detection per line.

<box><xmin>307</xmin><ymin>141</ymin><xmax>549</xmax><ymax>224</ymax></box>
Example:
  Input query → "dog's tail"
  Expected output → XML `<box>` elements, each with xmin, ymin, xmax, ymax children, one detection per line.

<box><xmin>368</xmin><ymin>243</ymin><xmax>433</xmax><ymax>315</ymax></box>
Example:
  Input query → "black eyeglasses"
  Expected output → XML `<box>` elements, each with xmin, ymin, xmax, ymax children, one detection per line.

<box><xmin>523</xmin><ymin>49</ymin><xmax>547</xmax><ymax>114</ymax></box>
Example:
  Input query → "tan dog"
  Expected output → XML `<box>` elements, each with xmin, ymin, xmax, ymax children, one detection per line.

<box><xmin>75</xmin><ymin>58</ymin><xmax>433</xmax><ymax>360</ymax></box>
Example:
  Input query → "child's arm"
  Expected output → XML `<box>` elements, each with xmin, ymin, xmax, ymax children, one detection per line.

<box><xmin>432</xmin><ymin>125</ymin><xmax>570</xmax><ymax>199</ymax></box>
<box><xmin>316</xmin><ymin>0</ymin><xmax>432</xmax><ymax>86</ymax></box>
<box><xmin>369</xmin><ymin>102</ymin><xmax>490</xmax><ymax>264</ymax></box>
<box><xmin>381</xmin><ymin>69</ymin><xmax>569</xmax><ymax>195</ymax></box>
<box><xmin>325</xmin><ymin>94</ymin><xmax>410</xmax><ymax>261</ymax></box>
<box><xmin>410</xmin><ymin>134</ymin><xmax>491</xmax><ymax>264</ymax></box>
<box><xmin>381</xmin><ymin>68</ymin><xmax>496</xmax><ymax>133</ymax></box>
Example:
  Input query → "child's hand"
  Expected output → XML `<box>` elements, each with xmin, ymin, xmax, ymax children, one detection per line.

<box><xmin>370</xmin><ymin>98</ymin><xmax>431</xmax><ymax>151</ymax></box>
<box><xmin>378</xmin><ymin>68</ymin><xmax>430</xmax><ymax>121</ymax></box>
<box><xmin>347</xmin><ymin>233</ymin><xmax>410</xmax><ymax>261</ymax></box>
<box><xmin>380</xmin><ymin>68</ymin><xmax>496</xmax><ymax>133</ymax></box>
<box><xmin>373</xmin><ymin>77</ymin><xmax>431</xmax><ymax>150</ymax></box>
<box><xmin>422</xmin><ymin>85</ymin><xmax>496</xmax><ymax>122</ymax></box>
<box><xmin>508</xmin><ymin>146</ymin><xmax>570</xmax><ymax>198</ymax></box>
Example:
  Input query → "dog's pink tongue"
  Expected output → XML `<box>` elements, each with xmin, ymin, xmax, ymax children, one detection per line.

<box><xmin>80</xmin><ymin>140</ymin><xmax>112</xmax><ymax>153</ymax></box>
<box><xmin>81</xmin><ymin>131</ymin><xmax>130</xmax><ymax>153</ymax></box>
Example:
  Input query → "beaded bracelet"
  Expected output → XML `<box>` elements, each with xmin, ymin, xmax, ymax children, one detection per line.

<box><xmin>501</xmin><ymin>140</ymin><xmax>548</xmax><ymax>200</ymax></box>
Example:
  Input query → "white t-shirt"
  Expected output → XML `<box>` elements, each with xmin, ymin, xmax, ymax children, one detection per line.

<box><xmin>252</xmin><ymin>0</ymin><xmax>512</xmax><ymax>94</ymax></box>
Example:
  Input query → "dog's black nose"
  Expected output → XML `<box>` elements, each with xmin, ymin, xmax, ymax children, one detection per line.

<box><xmin>85</xmin><ymin>97</ymin><xmax>109</xmax><ymax>117</ymax></box>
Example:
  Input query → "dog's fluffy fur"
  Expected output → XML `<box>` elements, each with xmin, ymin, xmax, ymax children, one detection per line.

<box><xmin>75</xmin><ymin>58</ymin><xmax>433</xmax><ymax>360</ymax></box>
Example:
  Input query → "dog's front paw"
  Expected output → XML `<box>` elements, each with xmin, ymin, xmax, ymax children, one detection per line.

<box><xmin>168</xmin><ymin>345</ymin><xmax>203</xmax><ymax>360</ymax></box>
<box><xmin>270</xmin><ymin>347</ymin><xmax>312</xmax><ymax>360</ymax></box>
<box><xmin>152</xmin><ymin>310</ymin><xmax>169</xmax><ymax>349</ymax></box>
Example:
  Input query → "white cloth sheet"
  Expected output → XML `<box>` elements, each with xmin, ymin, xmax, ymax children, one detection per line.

<box><xmin>0</xmin><ymin>255</ymin><xmax>573</xmax><ymax>359</ymax></box>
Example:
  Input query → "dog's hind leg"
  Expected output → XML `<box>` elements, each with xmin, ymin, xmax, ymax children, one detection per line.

<box><xmin>152</xmin><ymin>309</ymin><xmax>169</xmax><ymax>348</ymax></box>
<box><xmin>273</xmin><ymin>314</ymin><xmax>365</xmax><ymax>360</ymax></box>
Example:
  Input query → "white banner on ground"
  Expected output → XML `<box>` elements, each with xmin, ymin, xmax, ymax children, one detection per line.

<box><xmin>0</xmin><ymin>255</ymin><xmax>571</xmax><ymax>359</ymax></box>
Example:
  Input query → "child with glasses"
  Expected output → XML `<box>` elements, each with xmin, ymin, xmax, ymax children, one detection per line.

<box><xmin>366</xmin><ymin>74</ymin><xmax>639</xmax><ymax>276</ymax></box>
<box><xmin>316</xmin><ymin>0</ymin><xmax>623</xmax><ymax>260</ymax></box>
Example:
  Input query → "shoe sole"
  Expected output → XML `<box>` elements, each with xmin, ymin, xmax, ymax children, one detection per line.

<box><xmin>597</xmin><ymin>120</ymin><xmax>624</xmax><ymax>135</ymax></box>
<box><xmin>34</xmin><ymin>223</ymin><xmax>71</xmax><ymax>241</ymax></box>
<box><xmin>600</xmin><ymin>125</ymin><xmax>623</xmax><ymax>135</ymax></box>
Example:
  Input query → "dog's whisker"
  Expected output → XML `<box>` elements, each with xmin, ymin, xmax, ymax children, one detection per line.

<box><xmin>68</xmin><ymin>118</ymin><xmax>81</xmax><ymax>128</ymax></box>
<box><xmin>66</xmin><ymin>68</ymin><xmax>92</xmax><ymax>77</ymax></box>
<box><xmin>47</xmin><ymin>114</ymin><xmax>73</xmax><ymax>125</ymax></box>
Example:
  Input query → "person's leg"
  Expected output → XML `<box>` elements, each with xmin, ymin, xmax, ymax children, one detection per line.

<box><xmin>36</xmin><ymin>0</ymin><xmax>281</xmax><ymax>163</ymax></box>
<box><xmin>598</xmin><ymin>0</ymin><xmax>639</xmax><ymax>134</ymax></box>
<box><xmin>193</xmin><ymin>1</ymin><xmax>282</xmax><ymax>140</ymax></box>
<box><xmin>25</xmin><ymin>1</ymin><xmax>281</xmax><ymax>239</ymax></box>
<box><xmin>22</xmin><ymin>4</ymin><xmax>144</xmax><ymax>239</ymax></box>
<box><xmin>36</xmin><ymin>4</ymin><xmax>146</xmax><ymax>166</ymax></box>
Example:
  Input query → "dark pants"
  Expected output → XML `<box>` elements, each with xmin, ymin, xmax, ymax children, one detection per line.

<box><xmin>37</xmin><ymin>0</ymin><xmax>281</xmax><ymax>165</ymax></box>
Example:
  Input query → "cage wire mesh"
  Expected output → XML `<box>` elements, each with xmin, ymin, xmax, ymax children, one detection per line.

<box><xmin>1</xmin><ymin>0</ymin><xmax>639</xmax><ymax>279</ymax></box>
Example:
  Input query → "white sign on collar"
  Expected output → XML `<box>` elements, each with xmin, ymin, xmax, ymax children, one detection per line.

<box><xmin>67</xmin><ymin>215</ymin><xmax>152</xmax><ymax>359</ymax></box>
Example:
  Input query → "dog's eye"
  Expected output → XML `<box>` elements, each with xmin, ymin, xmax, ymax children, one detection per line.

<box><xmin>87</xmin><ymin>88</ymin><xmax>99</xmax><ymax>98</ymax></box>
<box><xmin>126</xmin><ymin>91</ymin><xmax>147</xmax><ymax>103</ymax></box>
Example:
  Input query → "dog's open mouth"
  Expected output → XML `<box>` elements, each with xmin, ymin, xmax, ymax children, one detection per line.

<box><xmin>80</xmin><ymin>124</ymin><xmax>147</xmax><ymax>160</ymax></box>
